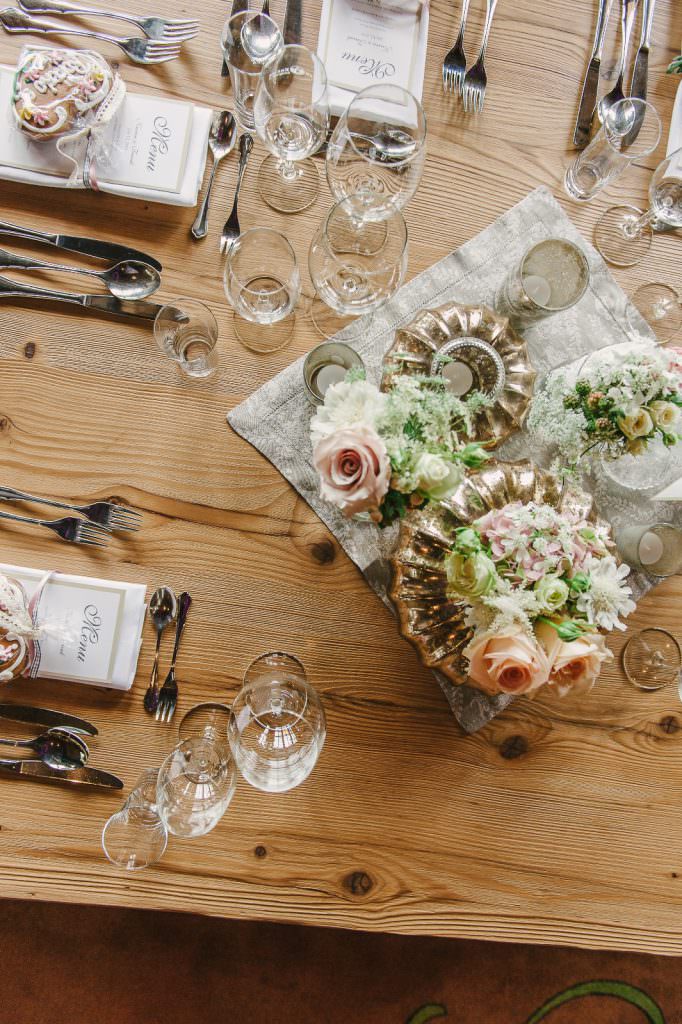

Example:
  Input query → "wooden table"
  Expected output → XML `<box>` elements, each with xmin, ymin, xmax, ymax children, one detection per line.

<box><xmin>0</xmin><ymin>0</ymin><xmax>681</xmax><ymax>957</ymax></box>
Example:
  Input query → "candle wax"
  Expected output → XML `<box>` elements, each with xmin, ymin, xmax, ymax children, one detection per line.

<box><xmin>442</xmin><ymin>361</ymin><xmax>474</xmax><ymax>397</ymax></box>
<box><xmin>314</xmin><ymin>363</ymin><xmax>347</xmax><ymax>396</ymax></box>
<box><xmin>638</xmin><ymin>530</ymin><xmax>665</xmax><ymax>567</ymax></box>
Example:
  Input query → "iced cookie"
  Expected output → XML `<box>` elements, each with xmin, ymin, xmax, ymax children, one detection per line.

<box><xmin>12</xmin><ymin>47</ymin><xmax>114</xmax><ymax>141</ymax></box>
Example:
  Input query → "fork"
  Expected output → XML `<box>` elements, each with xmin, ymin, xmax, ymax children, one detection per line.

<box><xmin>156</xmin><ymin>591</ymin><xmax>191</xmax><ymax>723</ymax></box>
<box><xmin>0</xmin><ymin>8</ymin><xmax>181</xmax><ymax>63</ymax></box>
<box><xmin>219</xmin><ymin>132</ymin><xmax>253</xmax><ymax>256</ymax></box>
<box><xmin>461</xmin><ymin>0</ymin><xmax>500</xmax><ymax>113</ymax></box>
<box><xmin>442</xmin><ymin>0</ymin><xmax>471</xmax><ymax>95</ymax></box>
<box><xmin>18</xmin><ymin>0</ymin><xmax>198</xmax><ymax>41</ymax></box>
<box><xmin>0</xmin><ymin>486</ymin><xmax>141</xmax><ymax>532</ymax></box>
<box><xmin>0</xmin><ymin>509</ymin><xmax>110</xmax><ymax>547</ymax></box>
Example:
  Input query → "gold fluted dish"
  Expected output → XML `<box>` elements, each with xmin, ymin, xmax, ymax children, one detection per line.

<box><xmin>381</xmin><ymin>302</ymin><xmax>536</xmax><ymax>449</ymax></box>
<box><xmin>389</xmin><ymin>460</ymin><xmax>614</xmax><ymax>688</ymax></box>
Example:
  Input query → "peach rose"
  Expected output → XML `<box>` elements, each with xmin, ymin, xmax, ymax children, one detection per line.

<box><xmin>466</xmin><ymin>629</ymin><xmax>552</xmax><ymax>697</ymax></box>
<box><xmin>313</xmin><ymin>426</ymin><xmax>390</xmax><ymax>518</ymax></box>
<box><xmin>536</xmin><ymin>621</ymin><xmax>612</xmax><ymax>696</ymax></box>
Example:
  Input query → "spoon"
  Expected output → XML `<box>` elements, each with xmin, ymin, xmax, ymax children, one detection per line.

<box><xmin>0</xmin><ymin>247</ymin><xmax>161</xmax><ymax>300</ymax></box>
<box><xmin>598</xmin><ymin>0</ymin><xmax>639</xmax><ymax>124</ymax></box>
<box><xmin>143</xmin><ymin>586</ymin><xmax>178</xmax><ymax>714</ymax></box>
<box><xmin>240</xmin><ymin>11</ymin><xmax>281</xmax><ymax>64</ymax></box>
<box><xmin>0</xmin><ymin>726</ymin><xmax>89</xmax><ymax>770</ymax></box>
<box><xmin>190</xmin><ymin>111</ymin><xmax>238</xmax><ymax>241</ymax></box>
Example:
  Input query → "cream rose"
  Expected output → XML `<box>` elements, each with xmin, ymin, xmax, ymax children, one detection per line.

<box><xmin>536</xmin><ymin>621</ymin><xmax>612</xmax><ymax>696</ymax></box>
<box><xmin>446</xmin><ymin>550</ymin><xmax>497</xmax><ymax>600</ymax></box>
<box><xmin>618</xmin><ymin>408</ymin><xmax>653</xmax><ymax>440</ymax></box>
<box><xmin>648</xmin><ymin>400</ymin><xmax>680</xmax><ymax>431</ymax></box>
<box><xmin>626</xmin><ymin>438</ymin><xmax>647</xmax><ymax>456</ymax></box>
<box><xmin>534</xmin><ymin>574</ymin><xmax>569</xmax><ymax>613</ymax></box>
<box><xmin>413</xmin><ymin>452</ymin><xmax>462</xmax><ymax>501</ymax></box>
<box><xmin>313</xmin><ymin>426</ymin><xmax>390</xmax><ymax>517</ymax></box>
<box><xmin>466</xmin><ymin>629</ymin><xmax>552</xmax><ymax>696</ymax></box>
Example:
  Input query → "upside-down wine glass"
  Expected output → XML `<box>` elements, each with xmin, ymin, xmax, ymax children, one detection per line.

<box><xmin>622</xmin><ymin>628</ymin><xmax>682</xmax><ymax>692</ymax></box>
<box><xmin>595</xmin><ymin>148</ymin><xmax>682</xmax><ymax>266</ymax></box>
<box><xmin>325</xmin><ymin>84</ymin><xmax>426</xmax><ymax>221</ymax></box>
<box><xmin>254</xmin><ymin>45</ymin><xmax>330</xmax><ymax>214</ymax></box>
<box><xmin>102</xmin><ymin>769</ymin><xmax>168</xmax><ymax>871</ymax></box>
<box><xmin>629</xmin><ymin>283</ymin><xmax>682</xmax><ymax>345</ymax></box>
<box><xmin>156</xmin><ymin>734</ymin><xmax>237</xmax><ymax>838</ymax></box>
<box><xmin>224</xmin><ymin>227</ymin><xmax>300</xmax><ymax>352</ymax></box>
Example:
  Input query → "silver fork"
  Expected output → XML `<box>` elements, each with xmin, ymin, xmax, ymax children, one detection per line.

<box><xmin>156</xmin><ymin>592</ymin><xmax>191</xmax><ymax>723</ymax></box>
<box><xmin>0</xmin><ymin>8</ymin><xmax>181</xmax><ymax>63</ymax></box>
<box><xmin>442</xmin><ymin>0</ymin><xmax>471</xmax><ymax>95</ymax></box>
<box><xmin>0</xmin><ymin>509</ymin><xmax>110</xmax><ymax>547</ymax></box>
<box><xmin>0</xmin><ymin>486</ymin><xmax>141</xmax><ymax>532</ymax></box>
<box><xmin>18</xmin><ymin>0</ymin><xmax>198</xmax><ymax>40</ymax></box>
<box><xmin>461</xmin><ymin>0</ymin><xmax>500</xmax><ymax>113</ymax></box>
<box><xmin>219</xmin><ymin>132</ymin><xmax>253</xmax><ymax>256</ymax></box>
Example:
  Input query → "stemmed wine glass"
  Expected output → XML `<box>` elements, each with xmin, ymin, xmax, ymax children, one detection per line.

<box><xmin>224</xmin><ymin>227</ymin><xmax>300</xmax><ymax>352</ymax></box>
<box><xmin>156</xmin><ymin>734</ymin><xmax>237</xmax><ymax>838</ymax></box>
<box><xmin>622</xmin><ymin>628</ymin><xmax>682</xmax><ymax>691</ymax></box>
<box><xmin>325</xmin><ymin>84</ymin><xmax>426</xmax><ymax>222</ymax></box>
<box><xmin>629</xmin><ymin>282</ymin><xmax>682</xmax><ymax>345</ymax></box>
<box><xmin>254</xmin><ymin>45</ymin><xmax>330</xmax><ymax>214</ymax></box>
<box><xmin>595</xmin><ymin>148</ymin><xmax>682</xmax><ymax>267</ymax></box>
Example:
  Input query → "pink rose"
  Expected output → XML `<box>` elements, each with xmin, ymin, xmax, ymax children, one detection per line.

<box><xmin>466</xmin><ymin>629</ymin><xmax>552</xmax><ymax>696</ymax></box>
<box><xmin>313</xmin><ymin>426</ymin><xmax>390</xmax><ymax>518</ymax></box>
<box><xmin>536</xmin><ymin>622</ymin><xmax>612</xmax><ymax>696</ymax></box>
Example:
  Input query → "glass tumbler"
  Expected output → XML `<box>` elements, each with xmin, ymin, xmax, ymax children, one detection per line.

<box><xmin>224</xmin><ymin>227</ymin><xmax>300</xmax><ymax>352</ymax></box>
<box><xmin>154</xmin><ymin>298</ymin><xmax>219</xmax><ymax>379</ymax></box>
<box><xmin>254</xmin><ymin>45</ymin><xmax>330</xmax><ymax>214</ymax></box>
<box><xmin>326</xmin><ymin>83</ymin><xmax>427</xmax><ymax>221</ymax></box>
<box><xmin>221</xmin><ymin>11</ymin><xmax>283</xmax><ymax>129</ymax></box>
<box><xmin>228</xmin><ymin>652</ymin><xmax>326</xmax><ymax>793</ymax></box>
<box><xmin>308</xmin><ymin>195</ymin><xmax>408</xmax><ymax>338</ymax></box>
<box><xmin>303</xmin><ymin>341</ymin><xmax>365</xmax><ymax>404</ymax></box>
<box><xmin>496</xmin><ymin>238</ymin><xmax>590</xmax><ymax>325</ymax></box>
<box><xmin>616</xmin><ymin>523</ymin><xmax>682</xmax><ymax>577</ymax></box>
<box><xmin>102</xmin><ymin>769</ymin><xmax>168</xmax><ymax>871</ymax></box>
<box><xmin>157</xmin><ymin>737</ymin><xmax>237</xmax><ymax>838</ymax></box>
<box><xmin>564</xmin><ymin>99</ymin><xmax>661</xmax><ymax>202</ymax></box>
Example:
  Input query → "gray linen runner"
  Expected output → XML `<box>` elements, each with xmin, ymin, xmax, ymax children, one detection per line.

<box><xmin>228</xmin><ymin>185</ymin><xmax>680</xmax><ymax>733</ymax></box>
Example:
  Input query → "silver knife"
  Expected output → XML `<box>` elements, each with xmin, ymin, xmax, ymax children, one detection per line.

<box><xmin>0</xmin><ymin>758</ymin><xmax>123</xmax><ymax>789</ymax></box>
<box><xmin>0</xmin><ymin>220</ymin><xmax>162</xmax><ymax>272</ymax></box>
<box><xmin>0</xmin><ymin>275</ymin><xmax>162</xmax><ymax>321</ymax></box>
<box><xmin>630</xmin><ymin>0</ymin><xmax>655</xmax><ymax>101</ymax></box>
<box><xmin>0</xmin><ymin>703</ymin><xmax>97</xmax><ymax>736</ymax></box>
<box><xmin>283</xmin><ymin>0</ymin><xmax>302</xmax><ymax>44</ymax></box>
<box><xmin>573</xmin><ymin>0</ymin><xmax>614</xmax><ymax>149</ymax></box>
<box><xmin>222</xmin><ymin>0</ymin><xmax>249</xmax><ymax>77</ymax></box>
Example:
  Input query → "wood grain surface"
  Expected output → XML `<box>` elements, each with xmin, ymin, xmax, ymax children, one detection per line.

<box><xmin>0</xmin><ymin>0</ymin><xmax>681</xmax><ymax>956</ymax></box>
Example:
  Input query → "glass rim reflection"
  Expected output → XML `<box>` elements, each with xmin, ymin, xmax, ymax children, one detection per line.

<box><xmin>341</xmin><ymin>83</ymin><xmax>427</xmax><ymax>168</ymax></box>
<box><xmin>260</xmin><ymin>44</ymin><xmax>328</xmax><ymax>107</ymax></box>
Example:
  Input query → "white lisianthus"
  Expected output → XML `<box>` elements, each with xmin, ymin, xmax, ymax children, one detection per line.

<box><xmin>534</xmin><ymin>574</ymin><xmax>570</xmax><ymax>613</ymax></box>
<box><xmin>446</xmin><ymin>550</ymin><xmax>498</xmax><ymax>600</ymax></box>
<box><xmin>310</xmin><ymin>380</ymin><xmax>387</xmax><ymax>446</ymax></box>
<box><xmin>618</xmin><ymin>408</ymin><xmax>653</xmax><ymax>440</ymax></box>
<box><xmin>648</xmin><ymin>400</ymin><xmax>680</xmax><ymax>431</ymax></box>
<box><xmin>413</xmin><ymin>452</ymin><xmax>463</xmax><ymax>500</ymax></box>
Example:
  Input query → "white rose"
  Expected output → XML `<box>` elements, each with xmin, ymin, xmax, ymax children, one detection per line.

<box><xmin>648</xmin><ymin>400</ymin><xmax>680</xmax><ymax>431</ymax></box>
<box><xmin>414</xmin><ymin>453</ymin><xmax>462</xmax><ymax>500</ymax></box>
<box><xmin>534</xmin><ymin>574</ymin><xmax>570</xmax><ymax>613</ymax></box>
<box><xmin>446</xmin><ymin>551</ymin><xmax>497</xmax><ymax>600</ymax></box>
<box><xmin>618</xmin><ymin>408</ymin><xmax>653</xmax><ymax>440</ymax></box>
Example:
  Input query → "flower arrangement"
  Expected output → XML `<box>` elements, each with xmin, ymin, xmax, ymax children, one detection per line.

<box><xmin>668</xmin><ymin>51</ymin><xmax>682</xmax><ymax>74</ymax></box>
<box><xmin>527</xmin><ymin>348</ymin><xmax>682</xmax><ymax>467</ymax></box>
<box><xmin>444</xmin><ymin>499</ymin><xmax>635</xmax><ymax>698</ymax></box>
<box><xmin>310</xmin><ymin>372</ymin><xmax>491</xmax><ymax>526</ymax></box>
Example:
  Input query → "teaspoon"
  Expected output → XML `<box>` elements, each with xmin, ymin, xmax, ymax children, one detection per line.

<box><xmin>143</xmin><ymin>586</ymin><xmax>178</xmax><ymax>714</ymax></box>
<box><xmin>0</xmin><ymin>726</ymin><xmax>89</xmax><ymax>771</ymax></box>
<box><xmin>191</xmin><ymin>111</ymin><xmax>238</xmax><ymax>241</ymax></box>
<box><xmin>240</xmin><ymin>11</ymin><xmax>281</xmax><ymax>64</ymax></box>
<box><xmin>0</xmin><ymin>246</ymin><xmax>161</xmax><ymax>300</ymax></box>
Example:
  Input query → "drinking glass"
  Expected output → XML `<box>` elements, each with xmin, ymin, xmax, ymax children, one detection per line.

<box><xmin>616</xmin><ymin>523</ymin><xmax>682</xmax><ymax>577</ymax></box>
<box><xmin>595</xmin><ymin>148</ymin><xmax>682</xmax><ymax>266</ymax></box>
<box><xmin>325</xmin><ymin>84</ymin><xmax>426</xmax><ymax>221</ymax></box>
<box><xmin>154</xmin><ymin>298</ymin><xmax>219</xmax><ymax>379</ymax></box>
<box><xmin>308</xmin><ymin>195</ymin><xmax>408</xmax><ymax>337</ymax></box>
<box><xmin>224</xmin><ymin>227</ymin><xmax>300</xmax><ymax>352</ymax></box>
<box><xmin>221</xmin><ymin>11</ymin><xmax>283</xmax><ymax>129</ymax></box>
<box><xmin>629</xmin><ymin>283</ymin><xmax>682</xmax><ymax>345</ymax></box>
<box><xmin>228</xmin><ymin>652</ymin><xmax>326</xmax><ymax>793</ymax></box>
<box><xmin>622</xmin><ymin>628</ymin><xmax>682</xmax><ymax>691</ymax></box>
<box><xmin>254</xmin><ymin>45</ymin><xmax>329</xmax><ymax>214</ymax></box>
<box><xmin>178</xmin><ymin>702</ymin><xmax>232</xmax><ymax>749</ymax></box>
<box><xmin>102</xmin><ymin>769</ymin><xmax>168</xmax><ymax>871</ymax></box>
<box><xmin>496</xmin><ymin>238</ymin><xmax>590</xmax><ymax>325</ymax></box>
<box><xmin>156</xmin><ymin>737</ymin><xmax>237</xmax><ymax>838</ymax></box>
<box><xmin>563</xmin><ymin>99</ymin><xmax>661</xmax><ymax>202</ymax></box>
<box><xmin>303</xmin><ymin>341</ymin><xmax>365</xmax><ymax>404</ymax></box>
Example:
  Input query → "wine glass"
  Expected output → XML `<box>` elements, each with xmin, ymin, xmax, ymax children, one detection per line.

<box><xmin>595</xmin><ymin>148</ymin><xmax>682</xmax><ymax>266</ymax></box>
<box><xmin>308</xmin><ymin>195</ymin><xmax>408</xmax><ymax>337</ymax></box>
<box><xmin>102</xmin><ymin>769</ymin><xmax>168</xmax><ymax>871</ymax></box>
<box><xmin>156</xmin><ymin>737</ymin><xmax>237</xmax><ymax>838</ymax></box>
<box><xmin>178</xmin><ymin>702</ymin><xmax>232</xmax><ymax>751</ymax></box>
<box><xmin>228</xmin><ymin>652</ymin><xmax>326</xmax><ymax>793</ymax></box>
<box><xmin>254</xmin><ymin>45</ymin><xmax>329</xmax><ymax>214</ymax></box>
<box><xmin>629</xmin><ymin>283</ymin><xmax>682</xmax><ymax>345</ymax></box>
<box><xmin>622</xmin><ymin>628</ymin><xmax>682</xmax><ymax>691</ymax></box>
<box><xmin>325</xmin><ymin>84</ymin><xmax>426</xmax><ymax>222</ymax></box>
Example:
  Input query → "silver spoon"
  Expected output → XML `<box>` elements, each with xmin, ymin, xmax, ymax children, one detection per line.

<box><xmin>240</xmin><ymin>11</ymin><xmax>281</xmax><ymax>64</ymax></box>
<box><xmin>191</xmin><ymin>111</ymin><xmax>238</xmax><ymax>241</ymax></box>
<box><xmin>0</xmin><ymin>726</ymin><xmax>89</xmax><ymax>770</ymax></box>
<box><xmin>143</xmin><ymin>586</ymin><xmax>178</xmax><ymax>714</ymax></box>
<box><xmin>598</xmin><ymin>0</ymin><xmax>639</xmax><ymax>123</ymax></box>
<box><xmin>0</xmin><ymin>246</ymin><xmax>161</xmax><ymax>300</ymax></box>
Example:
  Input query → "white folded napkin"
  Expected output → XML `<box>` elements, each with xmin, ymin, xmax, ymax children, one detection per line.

<box><xmin>668</xmin><ymin>78</ymin><xmax>682</xmax><ymax>155</ymax></box>
<box><xmin>0</xmin><ymin>562</ymin><xmax>146</xmax><ymax>690</ymax></box>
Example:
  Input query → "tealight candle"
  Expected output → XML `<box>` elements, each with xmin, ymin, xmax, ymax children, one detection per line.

<box><xmin>638</xmin><ymin>530</ymin><xmax>665</xmax><ymax>567</ymax></box>
<box><xmin>442</xmin><ymin>360</ymin><xmax>474</xmax><ymax>397</ymax></box>
<box><xmin>303</xmin><ymin>341</ymin><xmax>365</xmax><ymax>406</ymax></box>
<box><xmin>521</xmin><ymin>274</ymin><xmax>552</xmax><ymax>307</ymax></box>
<box><xmin>313</xmin><ymin>363</ymin><xmax>347</xmax><ymax>396</ymax></box>
<box><xmin>616</xmin><ymin>522</ymin><xmax>682</xmax><ymax>577</ymax></box>
<box><xmin>498</xmin><ymin>238</ymin><xmax>590</xmax><ymax>324</ymax></box>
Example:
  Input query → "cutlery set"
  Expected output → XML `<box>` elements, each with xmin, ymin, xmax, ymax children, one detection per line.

<box><xmin>143</xmin><ymin>588</ymin><xmax>192</xmax><ymax>722</ymax></box>
<box><xmin>0</xmin><ymin>486</ymin><xmax>141</xmax><ymax>547</ymax></box>
<box><xmin>0</xmin><ymin>0</ymin><xmax>198</xmax><ymax>65</ymax></box>
<box><xmin>442</xmin><ymin>0</ymin><xmax>499</xmax><ymax>112</ymax></box>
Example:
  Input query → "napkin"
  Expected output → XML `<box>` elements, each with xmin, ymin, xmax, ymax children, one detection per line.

<box><xmin>0</xmin><ymin>562</ymin><xmax>146</xmax><ymax>690</ymax></box>
<box><xmin>668</xmin><ymin>79</ymin><xmax>682</xmax><ymax>155</ymax></box>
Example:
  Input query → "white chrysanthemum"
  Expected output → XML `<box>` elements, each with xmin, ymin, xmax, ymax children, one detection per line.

<box><xmin>310</xmin><ymin>380</ymin><xmax>387</xmax><ymax>445</ymax></box>
<box><xmin>576</xmin><ymin>555</ymin><xmax>636</xmax><ymax>631</ymax></box>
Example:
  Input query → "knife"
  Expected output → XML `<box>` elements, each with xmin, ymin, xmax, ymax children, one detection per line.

<box><xmin>0</xmin><ymin>703</ymin><xmax>98</xmax><ymax>736</ymax></box>
<box><xmin>0</xmin><ymin>220</ymin><xmax>162</xmax><ymax>273</ymax></box>
<box><xmin>0</xmin><ymin>275</ymin><xmax>162</xmax><ymax>321</ymax></box>
<box><xmin>0</xmin><ymin>758</ymin><xmax>123</xmax><ymax>789</ymax></box>
<box><xmin>283</xmin><ymin>0</ymin><xmax>302</xmax><ymax>45</ymax></box>
<box><xmin>630</xmin><ymin>0</ymin><xmax>655</xmax><ymax>102</ymax></box>
<box><xmin>222</xmin><ymin>0</ymin><xmax>249</xmax><ymax>77</ymax></box>
<box><xmin>573</xmin><ymin>0</ymin><xmax>614</xmax><ymax>149</ymax></box>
